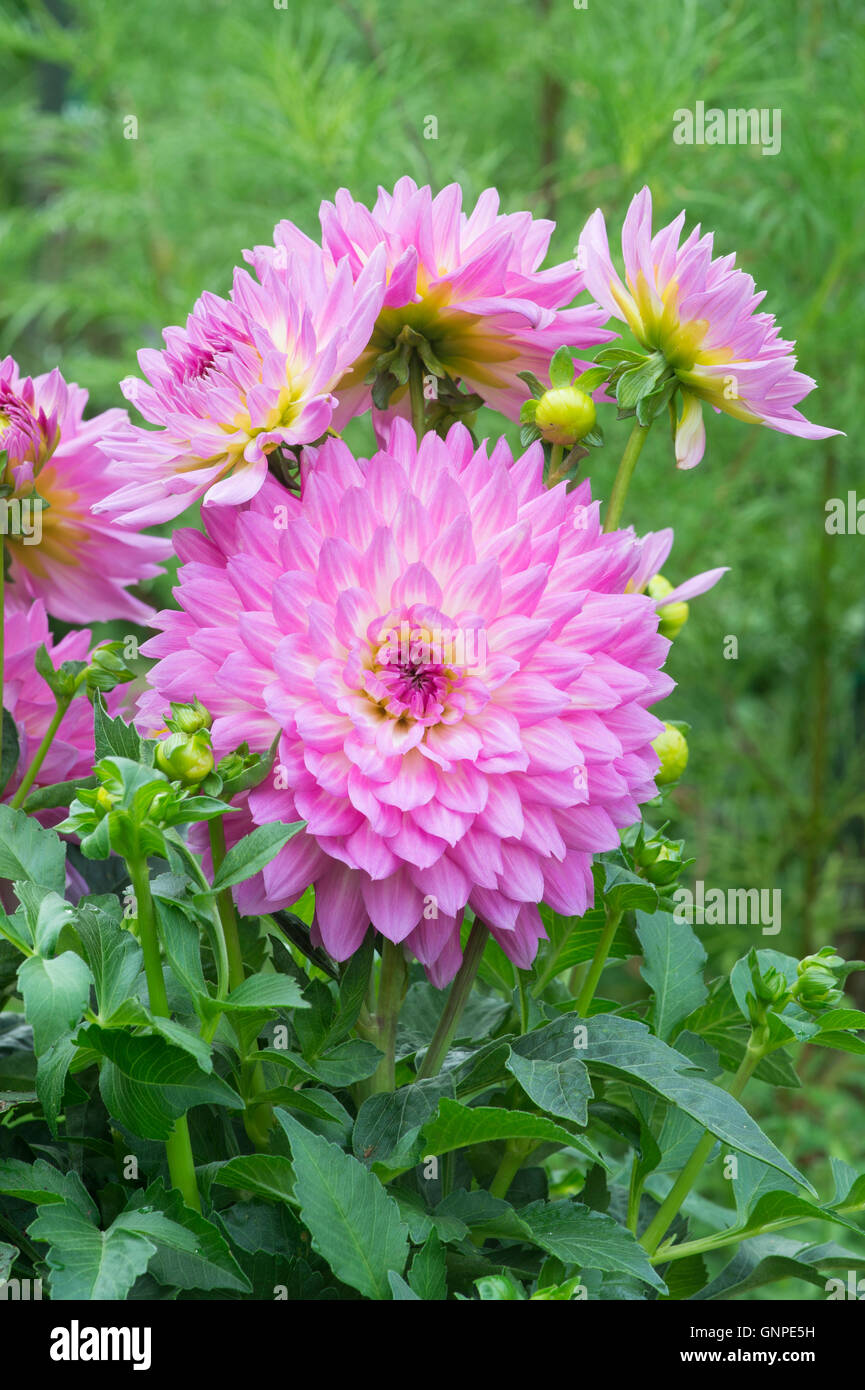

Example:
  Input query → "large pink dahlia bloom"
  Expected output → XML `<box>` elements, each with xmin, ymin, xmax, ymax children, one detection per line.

<box><xmin>3</xmin><ymin>594</ymin><xmax>96</xmax><ymax>805</ymax></box>
<box><xmin>579</xmin><ymin>187</ymin><xmax>840</xmax><ymax>469</ymax></box>
<box><xmin>246</xmin><ymin>177</ymin><xmax>613</xmax><ymax>426</ymax></box>
<box><xmin>97</xmin><ymin>245</ymin><xmax>387</xmax><ymax>526</ymax></box>
<box><xmin>138</xmin><ymin>422</ymin><xmax>682</xmax><ymax>985</ymax></box>
<box><xmin>0</xmin><ymin>357</ymin><xmax>169</xmax><ymax>622</ymax></box>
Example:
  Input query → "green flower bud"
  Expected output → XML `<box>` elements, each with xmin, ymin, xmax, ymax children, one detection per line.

<box><xmin>647</xmin><ymin>574</ymin><xmax>689</xmax><ymax>639</ymax></box>
<box><xmin>534</xmin><ymin>387</ymin><xmax>597</xmax><ymax>446</ymax></box>
<box><xmin>652</xmin><ymin>723</ymin><xmax>688</xmax><ymax>786</ymax></box>
<box><xmin>155</xmin><ymin>729</ymin><xmax>214</xmax><ymax>785</ymax></box>
<box><xmin>168</xmin><ymin>698</ymin><xmax>212</xmax><ymax>734</ymax></box>
<box><xmin>792</xmin><ymin>947</ymin><xmax>845</xmax><ymax>1012</ymax></box>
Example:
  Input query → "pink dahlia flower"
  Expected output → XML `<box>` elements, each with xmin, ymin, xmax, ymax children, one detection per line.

<box><xmin>579</xmin><ymin>187</ymin><xmax>840</xmax><ymax>468</ymax></box>
<box><xmin>246</xmin><ymin>177</ymin><xmax>614</xmax><ymax>426</ymax></box>
<box><xmin>3</xmin><ymin>594</ymin><xmax>96</xmax><ymax>805</ymax></box>
<box><xmin>137</xmin><ymin>421</ymin><xmax>689</xmax><ymax>985</ymax></box>
<box><xmin>97</xmin><ymin>245</ymin><xmax>387</xmax><ymax>526</ymax></box>
<box><xmin>0</xmin><ymin>357</ymin><xmax>170</xmax><ymax>622</ymax></box>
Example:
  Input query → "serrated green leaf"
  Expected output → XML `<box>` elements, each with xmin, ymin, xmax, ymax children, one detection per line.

<box><xmin>0</xmin><ymin>804</ymin><xmax>65</xmax><ymax>891</ymax></box>
<box><xmin>637</xmin><ymin>909</ymin><xmax>707</xmax><ymax>1041</ymax></box>
<box><xmin>29</xmin><ymin>1202</ymin><xmax>154</xmax><ymax>1300</ymax></box>
<box><xmin>520</xmin><ymin>1200</ymin><xmax>666</xmax><ymax>1292</ymax></box>
<box><xmin>277</xmin><ymin>1109</ymin><xmax>409</xmax><ymax>1300</ymax></box>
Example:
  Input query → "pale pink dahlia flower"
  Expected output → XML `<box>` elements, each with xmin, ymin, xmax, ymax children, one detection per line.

<box><xmin>97</xmin><ymin>245</ymin><xmax>387</xmax><ymax>526</ymax></box>
<box><xmin>137</xmin><ymin>421</ymin><xmax>686</xmax><ymax>984</ymax></box>
<box><xmin>0</xmin><ymin>357</ymin><xmax>169</xmax><ymax>622</ymax></box>
<box><xmin>579</xmin><ymin>187</ymin><xmax>840</xmax><ymax>468</ymax></box>
<box><xmin>3</xmin><ymin>594</ymin><xmax>96</xmax><ymax>805</ymax></box>
<box><xmin>246</xmin><ymin>177</ymin><xmax>613</xmax><ymax>426</ymax></box>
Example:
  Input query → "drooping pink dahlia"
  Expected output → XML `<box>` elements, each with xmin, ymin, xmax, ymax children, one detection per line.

<box><xmin>3</xmin><ymin>594</ymin><xmax>96</xmax><ymax>805</ymax></box>
<box><xmin>246</xmin><ymin>177</ymin><xmax>614</xmax><ymax>426</ymax></box>
<box><xmin>97</xmin><ymin>244</ymin><xmax>387</xmax><ymax>526</ymax></box>
<box><xmin>578</xmin><ymin>187</ymin><xmax>840</xmax><ymax>468</ymax></box>
<box><xmin>0</xmin><ymin>357</ymin><xmax>170</xmax><ymax>622</ymax></box>
<box><xmin>137</xmin><ymin>421</ymin><xmax>692</xmax><ymax>985</ymax></box>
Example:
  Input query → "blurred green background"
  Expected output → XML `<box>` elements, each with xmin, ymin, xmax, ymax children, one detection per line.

<box><xmin>2</xmin><ymin>0</ymin><xmax>864</xmax><ymax>1258</ymax></box>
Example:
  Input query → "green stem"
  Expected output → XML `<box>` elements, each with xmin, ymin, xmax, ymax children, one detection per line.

<box><xmin>574</xmin><ymin>905</ymin><xmax>622</xmax><ymax>1016</ymax></box>
<box><xmin>408</xmin><ymin>353</ymin><xmax>427</xmax><ymax>441</ymax></box>
<box><xmin>128</xmin><ymin>854</ymin><xmax>201</xmax><ymax>1212</ymax></box>
<box><xmin>603</xmin><ymin>418</ymin><xmax>652</xmax><ymax>533</ymax></box>
<box><xmin>639</xmin><ymin>1040</ymin><xmax>764</xmax><ymax>1256</ymax></box>
<box><xmin>416</xmin><ymin>919</ymin><xmax>489</xmax><ymax>1079</ymax></box>
<box><xmin>652</xmin><ymin>1194</ymin><xmax>865</xmax><ymax>1265</ymax></box>
<box><xmin>10</xmin><ymin>697</ymin><xmax>73</xmax><ymax>810</ymax></box>
<box><xmin>208</xmin><ymin>818</ymin><xmax>245</xmax><ymax>991</ymax></box>
<box><xmin>489</xmin><ymin>1139</ymin><xmax>536</xmax><ymax>1201</ymax></box>
<box><xmin>366</xmin><ymin>937</ymin><xmax>408</xmax><ymax>1094</ymax></box>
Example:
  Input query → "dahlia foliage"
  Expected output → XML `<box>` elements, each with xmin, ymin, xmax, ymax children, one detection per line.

<box><xmin>0</xmin><ymin>179</ymin><xmax>857</xmax><ymax>1308</ymax></box>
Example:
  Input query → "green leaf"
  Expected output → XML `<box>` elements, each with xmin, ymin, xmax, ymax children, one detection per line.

<box><xmin>0</xmin><ymin>1241</ymin><xmax>18</xmax><ymax>1282</ymax></box>
<box><xmin>601</xmin><ymin>859</ymin><xmax>659</xmax><ymax>915</ymax></box>
<box><xmin>520</xmin><ymin>1200</ymin><xmax>666</xmax><ymax>1292</ymax></box>
<box><xmin>0</xmin><ymin>804</ymin><xmax>65</xmax><ymax>891</ymax></box>
<box><xmin>637</xmin><ymin>909</ymin><xmax>708</xmax><ymax>1041</ymax></box>
<box><xmin>214</xmin><ymin>1154</ymin><xmax>297</xmax><ymax>1203</ymax></box>
<box><xmin>261</xmin><ymin>1039</ymin><xmax>382</xmax><ymax>1087</ymax></box>
<box><xmin>419</xmin><ymin>1098</ymin><xmax>587</xmax><ymax>1159</ymax></box>
<box><xmin>534</xmin><ymin>903</ymin><xmax>640</xmax><ymax>990</ymax></box>
<box><xmin>0</xmin><ymin>1157</ymin><xmax>97</xmax><ymax>1218</ymax></box>
<box><xmin>697</xmin><ymin>1235</ymin><xmax>865</xmax><ymax>1300</ymax></box>
<box><xmin>548</xmin><ymin>345</ymin><xmax>575</xmax><ymax>388</ymax></box>
<box><xmin>408</xmin><ymin>1228</ymin><xmax>447</xmax><ymax>1300</ymax></box>
<box><xmin>220</xmin><ymin>973</ymin><xmax>309</xmax><ymax>1013</ymax></box>
<box><xmin>388</xmin><ymin>1270</ymin><xmax>421</xmax><ymax>1300</ymax></box>
<box><xmin>615</xmin><ymin>352</ymin><xmax>671</xmax><ymax>410</ymax></box>
<box><xmin>276</xmin><ymin>1109</ymin><xmax>409</xmax><ymax>1300</ymax></box>
<box><xmin>353</xmin><ymin>1076</ymin><xmax>454</xmax><ymax>1169</ymax></box>
<box><xmin>37</xmin><ymin>1033</ymin><xmax>79</xmax><ymax>1133</ymax></box>
<box><xmin>79</xmin><ymin>1023</ymin><xmax>244</xmax><ymax>1140</ymax></box>
<box><xmin>29</xmin><ymin>1202</ymin><xmax>154</xmax><ymax>1300</ymax></box>
<box><xmin>74</xmin><ymin>898</ymin><xmax>143</xmax><ymax>1019</ymax></box>
<box><xmin>21</xmin><ymin>776</ymin><xmax>98</xmax><ymax>812</ymax></box>
<box><xmin>210</xmin><ymin>822</ymin><xmax>305</xmax><ymax>893</ymax></box>
<box><xmin>17</xmin><ymin>951</ymin><xmax>93</xmax><ymax>1052</ymax></box>
<box><xmin>117</xmin><ymin>1181</ymin><xmax>251</xmax><ymax>1292</ymax></box>
<box><xmin>93</xmin><ymin>697</ymin><xmax>150</xmax><ymax>763</ymax></box>
<box><xmin>0</xmin><ymin>708</ymin><xmax>20</xmax><ymax>798</ymax></box>
<box><xmin>736</xmin><ymin>1188</ymin><xmax>862</xmax><ymax>1238</ymax></box>
<box><xmin>573</xmin><ymin>366</ymin><xmax>609</xmax><ymax>393</ymax></box>
<box><xmin>528</xmin><ymin>1015</ymin><xmax>813</xmax><ymax>1191</ymax></box>
<box><xmin>505</xmin><ymin>1039</ymin><xmax>593</xmax><ymax>1126</ymax></box>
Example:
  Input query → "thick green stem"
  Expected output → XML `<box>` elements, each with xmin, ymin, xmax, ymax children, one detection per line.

<box><xmin>416</xmin><ymin>919</ymin><xmax>489</xmax><ymax>1079</ymax></box>
<box><xmin>366</xmin><ymin>937</ymin><xmax>408</xmax><ymax>1094</ymax></box>
<box><xmin>548</xmin><ymin>442</ymin><xmax>564</xmax><ymax>486</ymax></box>
<box><xmin>574</xmin><ymin>906</ymin><xmax>622</xmax><ymax>1016</ymax></box>
<box><xmin>208</xmin><ymin>818</ymin><xmax>245</xmax><ymax>991</ymax></box>
<box><xmin>603</xmin><ymin>418</ymin><xmax>652</xmax><ymax>533</ymax></box>
<box><xmin>408</xmin><ymin>353</ymin><xmax>427</xmax><ymax>441</ymax></box>
<box><xmin>489</xmin><ymin>1139</ymin><xmax>536</xmax><ymax>1201</ymax></box>
<box><xmin>639</xmin><ymin>1040</ymin><xmax>764</xmax><ymax>1255</ymax></box>
<box><xmin>128</xmin><ymin>854</ymin><xmax>201</xmax><ymax>1212</ymax></box>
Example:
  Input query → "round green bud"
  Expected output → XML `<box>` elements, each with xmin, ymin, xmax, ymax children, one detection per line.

<box><xmin>652</xmin><ymin>723</ymin><xmax>689</xmax><ymax>786</ymax></box>
<box><xmin>534</xmin><ymin>387</ymin><xmax>597</xmax><ymax>446</ymax></box>
<box><xmin>169</xmin><ymin>698</ymin><xmax>212</xmax><ymax>734</ymax></box>
<box><xmin>647</xmin><ymin>574</ymin><xmax>689</xmax><ymax>639</ymax></box>
<box><xmin>155</xmin><ymin>730</ymin><xmax>214</xmax><ymax>785</ymax></box>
